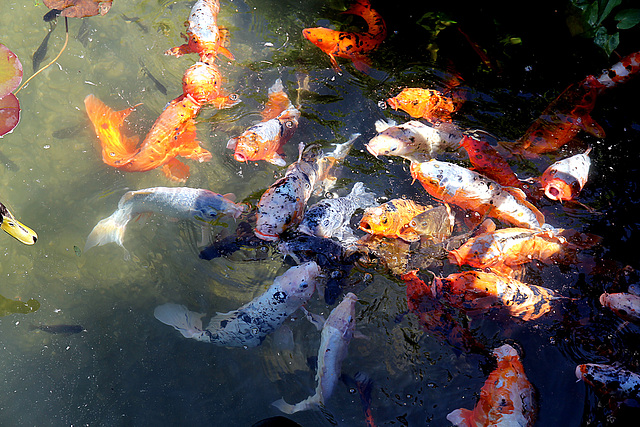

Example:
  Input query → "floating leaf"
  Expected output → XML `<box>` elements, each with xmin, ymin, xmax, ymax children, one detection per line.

<box><xmin>43</xmin><ymin>0</ymin><xmax>113</xmax><ymax>18</ymax></box>
<box><xmin>0</xmin><ymin>44</ymin><xmax>23</xmax><ymax>99</ymax></box>
<box><xmin>0</xmin><ymin>93</ymin><xmax>21</xmax><ymax>138</ymax></box>
<box><xmin>616</xmin><ymin>8</ymin><xmax>640</xmax><ymax>29</ymax></box>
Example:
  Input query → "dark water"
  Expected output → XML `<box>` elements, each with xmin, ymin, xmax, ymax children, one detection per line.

<box><xmin>1</xmin><ymin>0</ymin><xmax>639</xmax><ymax>426</ymax></box>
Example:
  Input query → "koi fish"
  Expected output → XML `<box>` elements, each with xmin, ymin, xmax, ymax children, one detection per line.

<box><xmin>600</xmin><ymin>292</ymin><xmax>640</xmax><ymax>325</ymax></box>
<box><xmin>84</xmin><ymin>187</ymin><xmax>244</xmax><ymax>259</ymax></box>
<box><xmin>407</xmin><ymin>204</ymin><xmax>455</xmax><ymax>243</ymax></box>
<box><xmin>410</xmin><ymin>160</ymin><xmax>545</xmax><ymax>229</ymax></box>
<box><xmin>386</xmin><ymin>87</ymin><xmax>461</xmax><ymax>123</ymax></box>
<box><xmin>595</xmin><ymin>51</ymin><xmax>640</xmax><ymax>89</ymax></box>
<box><xmin>359</xmin><ymin>199</ymin><xmax>429</xmax><ymax>243</ymax></box>
<box><xmin>29</xmin><ymin>324</ymin><xmax>84</xmax><ymax>334</ymax></box>
<box><xmin>576</xmin><ymin>363</ymin><xmax>640</xmax><ymax>401</ymax></box>
<box><xmin>538</xmin><ymin>148</ymin><xmax>591</xmax><ymax>201</ymax></box>
<box><xmin>315</xmin><ymin>134</ymin><xmax>358</xmax><ymax>194</ymax></box>
<box><xmin>447</xmin><ymin>344</ymin><xmax>537</xmax><ymax>426</ymax></box>
<box><xmin>255</xmin><ymin>136</ymin><xmax>357</xmax><ymax>241</ymax></box>
<box><xmin>448</xmin><ymin>227</ymin><xmax>582</xmax><ymax>277</ymax></box>
<box><xmin>272</xmin><ymin>292</ymin><xmax>358</xmax><ymax>413</ymax></box>
<box><xmin>459</xmin><ymin>135</ymin><xmax>525</xmax><ymax>190</ymax></box>
<box><xmin>164</xmin><ymin>0</ymin><xmax>233</xmax><ymax>64</ymax></box>
<box><xmin>155</xmin><ymin>262</ymin><xmax>320</xmax><ymax>347</ymax></box>
<box><xmin>298</xmin><ymin>182</ymin><xmax>376</xmax><ymax>241</ymax></box>
<box><xmin>366</xmin><ymin>119</ymin><xmax>463</xmax><ymax>162</ymax></box>
<box><xmin>0</xmin><ymin>201</ymin><xmax>38</xmax><ymax>245</ymax></box>
<box><xmin>434</xmin><ymin>270</ymin><xmax>564</xmax><ymax>321</ymax></box>
<box><xmin>32</xmin><ymin>20</ymin><xmax>57</xmax><ymax>72</ymax></box>
<box><xmin>227</xmin><ymin>79</ymin><xmax>300</xmax><ymax>166</ymax></box>
<box><xmin>302</xmin><ymin>0</ymin><xmax>386</xmax><ymax>73</ymax></box>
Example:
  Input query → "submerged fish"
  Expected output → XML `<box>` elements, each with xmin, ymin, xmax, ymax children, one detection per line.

<box><xmin>29</xmin><ymin>324</ymin><xmax>84</xmax><ymax>334</ymax></box>
<box><xmin>600</xmin><ymin>292</ymin><xmax>640</xmax><ymax>325</ymax></box>
<box><xmin>227</xmin><ymin>79</ymin><xmax>300</xmax><ymax>166</ymax></box>
<box><xmin>302</xmin><ymin>0</ymin><xmax>386</xmax><ymax>73</ymax></box>
<box><xmin>359</xmin><ymin>198</ymin><xmax>429</xmax><ymax>243</ymax></box>
<box><xmin>411</xmin><ymin>160</ymin><xmax>545</xmax><ymax>229</ymax></box>
<box><xmin>32</xmin><ymin>20</ymin><xmax>57</xmax><ymax>72</ymax></box>
<box><xmin>139</xmin><ymin>60</ymin><xmax>167</xmax><ymax>95</ymax></box>
<box><xmin>84</xmin><ymin>187</ymin><xmax>244</xmax><ymax>259</ymax></box>
<box><xmin>366</xmin><ymin>119</ymin><xmax>463</xmax><ymax>162</ymax></box>
<box><xmin>407</xmin><ymin>204</ymin><xmax>455</xmax><ymax>243</ymax></box>
<box><xmin>538</xmin><ymin>148</ymin><xmax>592</xmax><ymax>201</ymax></box>
<box><xmin>273</xmin><ymin>292</ymin><xmax>358</xmax><ymax>413</ymax></box>
<box><xmin>154</xmin><ymin>262</ymin><xmax>320</xmax><ymax>347</ymax></box>
<box><xmin>386</xmin><ymin>87</ymin><xmax>461</xmax><ymax>122</ymax></box>
<box><xmin>298</xmin><ymin>182</ymin><xmax>376</xmax><ymax>241</ymax></box>
<box><xmin>576</xmin><ymin>363</ymin><xmax>640</xmax><ymax>401</ymax></box>
<box><xmin>447</xmin><ymin>344</ymin><xmax>537</xmax><ymax>426</ymax></box>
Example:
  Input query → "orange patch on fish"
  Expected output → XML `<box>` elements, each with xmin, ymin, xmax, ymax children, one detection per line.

<box><xmin>387</xmin><ymin>87</ymin><xmax>461</xmax><ymax>123</ymax></box>
<box><xmin>359</xmin><ymin>199</ymin><xmax>428</xmax><ymax>242</ymax></box>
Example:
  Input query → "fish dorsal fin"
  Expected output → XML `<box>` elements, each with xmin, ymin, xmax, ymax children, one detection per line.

<box><xmin>223</xmin><ymin>193</ymin><xmax>236</xmax><ymax>202</ymax></box>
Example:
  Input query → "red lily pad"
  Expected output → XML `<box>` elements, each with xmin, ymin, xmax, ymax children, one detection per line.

<box><xmin>0</xmin><ymin>44</ymin><xmax>22</xmax><ymax>99</ymax></box>
<box><xmin>0</xmin><ymin>93</ymin><xmax>21</xmax><ymax>138</ymax></box>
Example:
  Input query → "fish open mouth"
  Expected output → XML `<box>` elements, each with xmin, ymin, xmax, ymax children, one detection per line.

<box><xmin>234</xmin><ymin>153</ymin><xmax>248</xmax><ymax>163</ymax></box>
<box><xmin>254</xmin><ymin>229</ymin><xmax>279</xmax><ymax>241</ymax></box>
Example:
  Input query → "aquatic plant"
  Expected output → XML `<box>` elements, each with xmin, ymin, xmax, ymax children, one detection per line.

<box><xmin>0</xmin><ymin>43</ymin><xmax>22</xmax><ymax>138</ymax></box>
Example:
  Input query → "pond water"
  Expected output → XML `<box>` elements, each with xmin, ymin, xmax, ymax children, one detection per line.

<box><xmin>1</xmin><ymin>0</ymin><xmax>639</xmax><ymax>426</ymax></box>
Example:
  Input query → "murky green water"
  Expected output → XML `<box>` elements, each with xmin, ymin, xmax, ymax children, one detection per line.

<box><xmin>1</xmin><ymin>1</ymin><xmax>639</xmax><ymax>426</ymax></box>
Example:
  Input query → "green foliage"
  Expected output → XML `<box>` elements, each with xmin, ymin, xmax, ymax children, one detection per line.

<box><xmin>570</xmin><ymin>0</ymin><xmax>640</xmax><ymax>55</ymax></box>
<box><xmin>416</xmin><ymin>12</ymin><xmax>457</xmax><ymax>61</ymax></box>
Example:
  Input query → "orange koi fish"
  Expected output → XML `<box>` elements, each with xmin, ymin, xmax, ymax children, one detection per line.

<box><xmin>302</xmin><ymin>0</ymin><xmax>386</xmax><ymax>73</ymax></box>
<box><xmin>403</xmin><ymin>270</ymin><xmax>486</xmax><ymax>354</ymax></box>
<box><xmin>434</xmin><ymin>270</ymin><xmax>563</xmax><ymax>321</ymax></box>
<box><xmin>459</xmin><ymin>135</ymin><xmax>525</xmax><ymax>190</ymax></box>
<box><xmin>164</xmin><ymin>0</ymin><xmax>233</xmax><ymax>64</ymax></box>
<box><xmin>538</xmin><ymin>148</ymin><xmax>591</xmax><ymax>201</ymax></box>
<box><xmin>359</xmin><ymin>199</ymin><xmax>429</xmax><ymax>242</ymax></box>
<box><xmin>449</xmin><ymin>227</ymin><xmax>584</xmax><ymax>277</ymax></box>
<box><xmin>410</xmin><ymin>160</ymin><xmax>545</xmax><ymax>229</ymax></box>
<box><xmin>600</xmin><ymin>292</ymin><xmax>640</xmax><ymax>325</ymax></box>
<box><xmin>386</xmin><ymin>87</ymin><xmax>461</xmax><ymax>123</ymax></box>
<box><xmin>447</xmin><ymin>344</ymin><xmax>537</xmax><ymax>426</ymax></box>
<box><xmin>226</xmin><ymin>79</ymin><xmax>300</xmax><ymax>166</ymax></box>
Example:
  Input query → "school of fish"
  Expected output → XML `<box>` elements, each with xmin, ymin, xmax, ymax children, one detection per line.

<box><xmin>6</xmin><ymin>0</ymin><xmax>640</xmax><ymax>425</ymax></box>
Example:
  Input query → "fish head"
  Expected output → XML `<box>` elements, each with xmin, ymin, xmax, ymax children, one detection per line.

<box><xmin>359</xmin><ymin>204</ymin><xmax>396</xmax><ymax>235</ymax></box>
<box><xmin>233</xmin><ymin>132</ymin><xmax>262</xmax><ymax>163</ymax></box>
<box><xmin>182</xmin><ymin>62</ymin><xmax>224</xmax><ymax>105</ymax></box>
<box><xmin>410</xmin><ymin>161</ymin><xmax>448</xmax><ymax>199</ymax></box>
<box><xmin>325</xmin><ymin>292</ymin><xmax>358</xmax><ymax>331</ymax></box>
<box><xmin>276</xmin><ymin>261</ymin><xmax>321</xmax><ymax>302</ymax></box>
<box><xmin>302</xmin><ymin>27</ymin><xmax>340</xmax><ymax>52</ymax></box>
<box><xmin>386</xmin><ymin>88</ymin><xmax>429</xmax><ymax>117</ymax></box>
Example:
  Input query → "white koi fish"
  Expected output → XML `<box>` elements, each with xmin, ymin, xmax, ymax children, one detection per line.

<box><xmin>600</xmin><ymin>292</ymin><xmax>640</xmax><ymax>325</ymax></box>
<box><xmin>85</xmin><ymin>187</ymin><xmax>244</xmax><ymax>259</ymax></box>
<box><xmin>154</xmin><ymin>261</ymin><xmax>320</xmax><ymax>347</ymax></box>
<box><xmin>272</xmin><ymin>292</ymin><xmax>358</xmax><ymax>414</ymax></box>
<box><xmin>576</xmin><ymin>363</ymin><xmax>640</xmax><ymax>401</ymax></box>
<box><xmin>366</xmin><ymin>119</ymin><xmax>463</xmax><ymax>162</ymax></box>
<box><xmin>538</xmin><ymin>148</ymin><xmax>592</xmax><ymax>201</ymax></box>
<box><xmin>298</xmin><ymin>182</ymin><xmax>376</xmax><ymax>241</ymax></box>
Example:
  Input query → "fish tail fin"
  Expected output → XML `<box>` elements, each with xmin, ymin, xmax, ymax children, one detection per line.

<box><xmin>446</xmin><ymin>408</ymin><xmax>475</xmax><ymax>427</ymax></box>
<box><xmin>272</xmin><ymin>397</ymin><xmax>317</xmax><ymax>414</ymax></box>
<box><xmin>84</xmin><ymin>208</ymin><xmax>131</xmax><ymax>257</ymax></box>
<box><xmin>349</xmin><ymin>182</ymin><xmax>377</xmax><ymax>209</ymax></box>
<box><xmin>153</xmin><ymin>303</ymin><xmax>207</xmax><ymax>340</ymax></box>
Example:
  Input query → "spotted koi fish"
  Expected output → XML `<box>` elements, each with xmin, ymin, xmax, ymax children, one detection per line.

<box><xmin>164</xmin><ymin>0</ymin><xmax>233</xmax><ymax>64</ymax></box>
<box><xmin>302</xmin><ymin>0</ymin><xmax>386</xmax><ymax>73</ymax></box>
<box><xmin>538</xmin><ymin>148</ymin><xmax>591</xmax><ymax>202</ymax></box>
<box><xmin>386</xmin><ymin>87</ymin><xmax>461</xmax><ymax>123</ymax></box>
<box><xmin>410</xmin><ymin>160</ymin><xmax>545</xmax><ymax>229</ymax></box>
<box><xmin>447</xmin><ymin>344</ymin><xmax>537</xmax><ymax>426</ymax></box>
<box><xmin>359</xmin><ymin>198</ymin><xmax>429</xmax><ymax>243</ymax></box>
<box><xmin>227</xmin><ymin>79</ymin><xmax>300</xmax><ymax>166</ymax></box>
<box><xmin>434</xmin><ymin>270</ymin><xmax>564</xmax><ymax>321</ymax></box>
<box><xmin>600</xmin><ymin>292</ymin><xmax>640</xmax><ymax>325</ymax></box>
<box><xmin>576</xmin><ymin>363</ymin><xmax>640</xmax><ymax>402</ymax></box>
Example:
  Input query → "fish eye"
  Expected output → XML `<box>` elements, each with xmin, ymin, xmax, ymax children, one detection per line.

<box><xmin>390</xmin><ymin>144</ymin><xmax>398</xmax><ymax>152</ymax></box>
<box><xmin>285</xmin><ymin>121</ymin><xmax>294</xmax><ymax>128</ymax></box>
<box><xmin>109</xmin><ymin>152</ymin><xmax>115</xmax><ymax>157</ymax></box>
<box><xmin>229</xmin><ymin>93</ymin><xmax>239</xmax><ymax>101</ymax></box>
<box><xmin>322</xmin><ymin>219</ymin><xmax>330</xmax><ymax>226</ymax></box>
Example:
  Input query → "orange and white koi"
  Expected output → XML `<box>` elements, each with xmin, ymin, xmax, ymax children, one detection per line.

<box><xmin>366</xmin><ymin>119</ymin><xmax>463</xmax><ymax>162</ymax></box>
<box><xmin>447</xmin><ymin>344</ymin><xmax>537</xmax><ymax>426</ymax></box>
<box><xmin>359</xmin><ymin>199</ymin><xmax>429</xmax><ymax>242</ymax></box>
<box><xmin>600</xmin><ymin>292</ymin><xmax>640</xmax><ymax>325</ymax></box>
<box><xmin>226</xmin><ymin>79</ymin><xmax>300</xmax><ymax>166</ymax></box>
<box><xmin>255</xmin><ymin>136</ymin><xmax>356</xmax><ymax>241</ymax></box>
<box><xmin>164</xmin><ymin>0</ymin><xmax>234</xmax><ymax>64</ymax></box>
<box><xmin>434</xmin><ymin>270</ymin><xmax>563</xmax><ymax>321</ymax></box>
<box><xmin>386</xmin><ymin>87</ymin><xmax>461</xmax><ymax>123</ymax></box>
<box><xmin>538</xmin><ymin>148</ymin><xmax>591</xmax><ymax>202</ymax></box>
<box><xmin>410</xmin><ymin>160</ymin><xmax>545</xmax><ymax>229</ymax></box>
<box><xmin>576</xmin><ymin>363</ymin><xmax>640</xmax><ymax>402</ymax></box>
<box><xmin>595</xmin><ymin>51</ymin><xmax>640</xmax><ymax>89</ymax></box>
<box><xmin>302</xmin><ymin>0</ymin><xmax>386</xmax><ymax>73</ymax></box>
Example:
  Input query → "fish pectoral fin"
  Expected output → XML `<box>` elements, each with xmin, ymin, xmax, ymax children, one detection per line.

<box><xmin>164</xmin><ymin>44</ymin><xmax>193</xmax><ymax>58</ymax></box>
<box><xmin>351</xmin><ymin>57</ymin><xmax>372</xmax><ymax>74</ymax></box>
<box><xmin>265</xmin><ymin>153</ymin><xmax>286</xmax><ymax>167</ymax></box>
<box><xmin>327</xmin><ymin>54</ymin><xmax>342</xmax><ymax>73</ymax></box>
<box><xmin>161</xmin><ymin>158</ymin><xmax>190</xmax><ymax>182</ymax></box>
<box><xmin>226</xmin><ymin>137</ymin><xmax>238</xmax><ymax>150</ymax></box>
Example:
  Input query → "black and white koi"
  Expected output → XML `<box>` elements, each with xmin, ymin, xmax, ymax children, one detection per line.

<box><xmin>576</xmin><ymin>363</ymin><xmax>640</xmax><ymax>401</ymax></box>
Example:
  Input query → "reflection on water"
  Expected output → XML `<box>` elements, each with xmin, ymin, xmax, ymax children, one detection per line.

<box><xmin>0</xmin><ymin>0</ymin><xmax>639</xmax><ymax>425</ymax></box>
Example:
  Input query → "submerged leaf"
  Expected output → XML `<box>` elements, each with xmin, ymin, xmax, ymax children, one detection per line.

<box><xmin>0</xmin><ymin>44</ymin><xmax>23</xmax><ymax>99</ymax></box>
<box><xmin>43</xmin><ymin>0</ymin><xmax>113</xmax><ymax>18</ymax></box>
<box><xmin>0</xmin><ymin>93</ymin><xmax>20</xmax><ymax>138</ymax></box>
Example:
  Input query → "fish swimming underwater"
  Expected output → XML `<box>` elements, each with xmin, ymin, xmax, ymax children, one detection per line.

<box><xmin>29</xmin><ymin>324</ymin><xmax>85</xmax><ymax>334</ymax></box>
<box><xmin>298</xmin><ymin>182</ymin><xmax>376</xmax><ymax>241</ymax></box>
<box><xmin>538</xmin><ymin>148</ymin><xmax>592</xmax><ymax>202</ymax></box>
<box><xmin>272</xmin><ymin>292</ymin><xmax>358</xmax><ymax>413</ymax></box>
<box><xmin>32</xmin><ymin>20</ymin><xmax>57</xmax><ymax>72</ymax></box>
<box><xmin>0</xmin><ymin>201</ymin><xmax>38</xmax><ymax>245</ymax></box>
<box><xmin>410</xmin><ymin>160</ymin><xmax>545</xmax><ymax>229</ymax></box>
<box><xmin>407</xmin><ymin>204</ymin><xmax>455</xmax><ymax>243</ymax></box>
<box><xmin>447</xmin><ymin>344</ymin><xmax>537</xmax><ymax>426</ymax></box>
<box><xmin>164</xmin><ymin>0</ymin><xmax>233</xmax><ymax>64</ymax></box>
<box><xmin>386</xmin><ymin>87</ymin><xmax>461</xmax><ymax>123</ymax></box>
<box><xmin>600</xmin><ymin>292</ymin><xmax>640</xmax><ymax>325</ymax></box>
<box><xmin>359</xmin><ymin>198</ymin><xmax>429</xmax><ymax>243</ymax></box>
<box><xmin>154</xmin><ymin>261</ymin><xmax>320</xmax><ymax>347</ymax></box>
<box><xmin>227</xmin><ymin>79</ymin><xmax>300</xmax><ymax>166</ymax></box>
<box><xmin>302</xmin><ymin>0</ymin><xmax>386</xmax><ymax>73</ymax></box>
<box><xmin>576</xmin><ymin>363</ymin><xmax>640</xmax><ymax>402</ymax></box>
<box><xmin>84</xmin><ymin>187</ymin><xmax>244</xmax><ymax>259</ymax></box>
<box><xmin>366</xmin><ymin>119</ymin><xmax>463</xmax><ymax>162</ymax></box>
<box><xmin>434</xmin><ymin>269</ymin><xmax>564</xmax><ymax>321</ymax></box>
